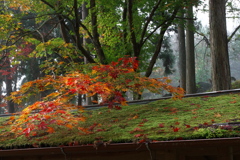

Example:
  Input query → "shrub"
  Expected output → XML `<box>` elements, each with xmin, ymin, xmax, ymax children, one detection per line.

<box><xmin>5</xmin><ymin>57</ymin><xmax>184</xmax><ymax>138</ymax></box>
<box><xmin>231</xmin><ymin>80</ymin><xmax>240</xmax><ymax>89</ymax></box>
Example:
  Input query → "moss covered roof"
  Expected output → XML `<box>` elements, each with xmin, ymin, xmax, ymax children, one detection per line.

<box><xmin>1</xmin><ymin>93</ymin><xmax>240</xmax><ymax>149</ymax></box>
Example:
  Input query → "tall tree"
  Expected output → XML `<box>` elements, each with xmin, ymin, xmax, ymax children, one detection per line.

<box><xmin>209</xmin><ymin>0</ymin><xmax>231</xmax><ymax>90</ymax></box>
<box><xmin>178</xmin><ymin>11</ymin><xmax>186</xmax><ymax>91</ymax></box>
<box><xmin>186</xmin><ymin>4</ymin><xmax>196</xmax><ymax>93</ymax></box>
<box><xmin>4</xmin><ymin>58</ymin><xmax>15</xmax><ymax>113</ymax></box>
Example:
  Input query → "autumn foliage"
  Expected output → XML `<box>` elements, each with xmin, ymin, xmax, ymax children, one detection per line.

<box><xmin>7</xmin><ymin>57</ymin><xmax>184</xmax><ymax>137</ymax></box>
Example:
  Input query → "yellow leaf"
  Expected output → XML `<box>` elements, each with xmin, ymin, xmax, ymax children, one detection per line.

<box><xmin>63</xmin><ymin>43</ymin><xmax>69</xmax><ymax>47</ymax></box>
<box><xmin>132</xmin><ymin>115</ymin><xmax>139</xmax><ymax>119</ymax></box>
<box><xmin>121</xmin><ymin>101</ymin><xmax>128</xmax><ymax>106</ymax></box>
<box><xmin>214</xmin><ymin>113</ymin><xmax>222</xmax><ymax>117</ymax></box>
<box><xmin>92</xmin><ymin>70</ymin><xmax>97</xmax><ymax>74</ymax></box>
<box><xmin>45</xmin><ymin>92</ymin><xmax>60</xmax><ymax>99</ymax></box>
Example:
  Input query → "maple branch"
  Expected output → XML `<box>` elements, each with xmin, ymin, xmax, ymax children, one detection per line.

<box><xmin>142</xmin><ymin>18</ymin><xmax>169</xmax><ymax>46</ymax></box>
<box><xmin>145</xmin><ymin>29</ymin><xmax>166</xmax><ymax>78</ymax></box>
<box><xmin>60</xmin><ymin>14</ymin><xmax>93</xmax><ymax>41</ymax></box>
<box><xmin>40</xmin><ymin>0</ymin><xmax>95</xmax><ymax>63</ymax></box>
<box><xmin>40</xmin><ymin>0</ymin><xmax>71</xmax><ymax>43</ymax></box>
<box><xmin>228</xmin><ymin>24</ymin><xmax>240</xmax><ymax>43</ymax></box>
<box><xmin>195</xmin><ymin>31</ymin><xmax>210</xmax><ymax>46</ymax></box>
<box><xmin>11</xmin><ymin>16</ymin><xmax>58</xmax><ymax>45</ymax></box>
<box><xmin>142</xmin><ymin>7</ymin><xmax>180</xmax><ymax>46</ymax></box>
<box><xmin>20</xmin><ymin>12</ymin><xmax>58</xmax><ymax>20</ymax></box>
<box><xmin>72</xmin><ymin>0</ymin><xmax>95</xmax><ymax>63</ymax></box>
<box><xmin>90</xmin><ymin>0</ymin><xmax>106</xmax><ymax>64</ymax></box>
<box><xmin>73</xmin><ymin>0</ymin><xmax>81</xmax><ymax>45</ymax></box>
<box><xmin>174</xmin><ymin>16</ymin><xmax>197</xmax><ymax>20</ymax></box>
<box><xmin>122</xmin><ymin>0</ymin><xmax>131</xmax><ymax>55</ymax></box>
<box><xmin>145</xmin><ymin>7</ymin><xmax>180</xmax><ymax>77</ymax></box>
<box><xmin>79</xmin><ymin>22</ymin><xmax>94</xmax><ymax>39</ymax></box>
<box><xmin>40</xmin><ymin>0</ymin><xmax>55</xmax><ymax>9</ymax></box>
<box><xmin>58</xmin><ymin>16</ymin><xmax>70</xmax><ymax>43</ymax></box>
<box><xmin>127</xmin><ymin>0</ymin><xmax>140</xmax><ymax>58</ymax></box>
<box><xmin>140</xmin><ymin>0</ymin><xmax>162</xmax><ymax>46</ymax></box>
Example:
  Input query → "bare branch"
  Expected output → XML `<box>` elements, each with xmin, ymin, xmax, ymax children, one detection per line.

<box><xmin>71</xmin><ymin>0</ymin><xmax>95</xmax><ymax>63</ymax></box>
<box><xmin>145</xmin><ymin>7</ymin><xmax>180</xmax><ymax>77</ymax></box>
<box><xmin>228</xmin><ymin>24</ymin><xmax>240</xmax><ymax>42</ymax></box>
<box><xmin>142</xmin><ymin>8</ymin><xmax>179</xmax><ymax>45</ymax></box>
<box><xmin>10</xmin><ymin>16</ymin><xmax>58</xmax><ymax>45</ymax></box>
<box><xmin>40</xmin><ymin>0</ymin><xmax>55</xmax><ymax>9</ymax></box>
<box><xmin>195</xmin><ymin>31</ymin><xmax>210</xmax><ymax>46</ymax></box>
<box><xmin>140</xmin><ymin>0</ymin><xmax>162</xmax><ymax>46</ymax></box>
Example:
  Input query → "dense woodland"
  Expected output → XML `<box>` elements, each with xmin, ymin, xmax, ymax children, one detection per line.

<box><xmin>0</xmin><ymin>0</ymin><xmax>240</xmax><ymax>114</ymax></box>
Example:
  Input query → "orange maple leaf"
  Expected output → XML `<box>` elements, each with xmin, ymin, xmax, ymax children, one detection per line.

<box><xmin>66</xmin><ymin>124</ymin><xmax>73</xmax><ymax>129</ymax></box>
<box><xmin>230</xmin><ymin>101</ymin><xmax>237</xmax><ymax>104</ymax></box>
<box><xmin>9</xmin><ymin>116</ymin><xmax>15</xmax><ymax>121</ymax></box>
<box><xmin>214</xmin><ymin>113</ymin><xmax>222</xmax><ymax>117</ymax></box>
<box><xmin>47</xmin><ymin>127</ymin><xmax>55</xmax><ymax>133</ymax></box>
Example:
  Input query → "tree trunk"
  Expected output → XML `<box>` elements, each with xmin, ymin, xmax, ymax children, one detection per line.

<box><xmin>5</xmin><ymin>59</ymin><xmax>14</xmax><ymax>113</ymax></box>
<box><xmin>0</xmin><ymin>79</ymin><xmax>4</xmax><ymax>114</ymax></box>
<box><xmin>178</xmin><ymin>11</ymin><xmax>186</xmax><ymax>91</ymax></box>
<box><xmin>90</xmin><ymin>0</ymin><xmax>106</xmax><ymax>64</ymax></box>
<box><xmin>127</xmin><ymin>0</ymin><xmax>140</xmax><ymax>59</ymax></box>
<box><xmin>82</xmin><ymin>2</ymin><xmax>98</xmax><ymax>105</ymax></box>
<box><xmin>144</xmin><ymin>7</ymin><xmax>179</xmax><ymax>78</ymax></box>
<box><xmin>209</xmin><ymin>0</ymin><xmax>231</xmax><ymax>91</ymax></box>
<box><xmin>145</xmin><ymin>29</ymin><xmax>166</xmax><ymax>77</ymax></box>
<box><xmin>82</xmin><ymin>2</ymin><xmax>92</xmax><ymax>105</ymax></box>
<box><xmin>186</xmin><ymin>5</ymin><xmax>196</xmax><ymax>94</ymax></box>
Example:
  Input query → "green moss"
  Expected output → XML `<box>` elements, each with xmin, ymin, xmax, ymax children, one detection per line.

<box><xmin>232</xmin><ymin>80</ymin><xmax>240</xmax><ymax>89</ymax></box>
<box><xmin>1</xmin><ymin>93</ymin><xmax>240</xmax><ymax>148</ymax></box>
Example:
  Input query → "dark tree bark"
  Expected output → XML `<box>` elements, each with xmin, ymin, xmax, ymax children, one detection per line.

<box><xmin>144</xmin><ymin>7</ymin><xmax>179</xmax><ymax>77</ymax></box>
<box><xmin>126</xmin><ymin>0</ymin><xmax>140</xmax><ymax>59</ymax></box>
<box><xmin>0</xmin><ymin>79</ymin><xmax>4</xmax><ymax>114</ymax></box>
<box><xmin>186</xmin><ymin>5</ymin><xmax>196</xmax><ymax>94</ymax></box>
<box><xmin>122</xmin><ymin>0</ymin><xmax>131</xmax><ymax>56</ymax></box>
<box><xmin>145</xmin><ymin>29</ymin><xmax>166</xmax><ymax>77</ymax></box>
<box><xmin>82</xmin><ymin>2</ymin><xmax>98</xmax><ymax>105</ymax></box>
<box><xmin>90</xmin><ymin>0</ymin><xmax>106</xmax><ymax>64</ymax></box>
<box><xmin>5</xmin><ymin>59</ymin><xmax>14</xmax><ymax>113</ymax></box>
<box><xmin>209</xmin><ymin>0</ymin><xmax>231</xmax><ymax>91</ymax></box>
<box><xmin>178</xmin><ymin>11</ymin><xmax>186</xmax><ymax>91</ymax></box>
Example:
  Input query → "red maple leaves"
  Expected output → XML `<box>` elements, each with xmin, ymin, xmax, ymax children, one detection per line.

<box><xmin>6</xmin><ymin>57</ymin><xmax>184</xmax><ymax>137</ymax></box>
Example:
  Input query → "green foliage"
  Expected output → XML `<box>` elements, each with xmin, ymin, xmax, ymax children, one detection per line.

<box><xmin>193</xmin><ymin>128</ymin><xmax>228</xmax><ymax>139</ymax></box>
<box><xmin>158</xmin><ymin>36</ymin><xmax>175</xmax><ymax>75</ymax></box>
<box><xmin>231</xmin><ymin>80</ymin><xmax>240</xmax><ymax>89</ymax></box>
<box><xmin>1</xmin><ymin>0</ymin><xmax>191</xmax><ymax>75</ymax></box>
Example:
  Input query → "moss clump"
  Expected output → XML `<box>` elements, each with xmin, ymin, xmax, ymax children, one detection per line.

<box><xmin>231</xmin><ymin>80</ymin><xmax>240</xmax><ymax>89</ymax></box>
